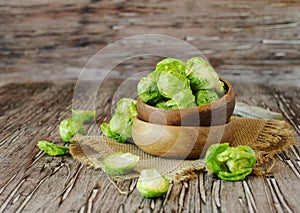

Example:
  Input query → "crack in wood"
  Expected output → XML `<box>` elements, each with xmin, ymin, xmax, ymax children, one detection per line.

<box><xmin>162</xmin><ymin>183</ymin><xmax>173</xmax><ymax>207</ymax></box>
<box><xmin>285</xmin><ymin>160</ymin><xmax>300</xmax><ymax>180</ymax></box>
<box><xmin>12</xmin><ymin>194</ymin><xmax>20</xmax><ymax>204</ymax></box>
<box><xmin>242</xmin><ymin>181</ymin><xmax>258</xmax><ymax>213</ymax></box>
<box><xmin>0</xmin><ymin>178</ymin><xmax>27</xmax><ymax>213</ymax></box>
<box><xmin>150</xmin><ymin>199</ymin><xmax>155</xmax><ymax>210</ymax></box>
<box><xmin>198</xmin><ymin>172</ymin><xmax>206</xmax><ymax>204</ymax></box>
<box><xmin>0</xmin><ymin>173</ymin><xmax>17</xmax><ymax>195</ymax></box>
<box><xmin>27</xmin><ymin>151</ymin><xmax>45</xmax><ymax>169</ymax></box>
<box><xmin>79</xmin><ymin>205</ymin><xmax>85</xmax><ymax>213</ymax></box>
<box><xmin>117</xmin><ymin>204</ymin><xmax>124</xmax><ymax>213</ymax></box>
<box><xmin>128</xmin><ymin>179</ymin><xmax>137</xmax><ymax>193</ymax></box>
<box><xmin>15</xmin><ymin>176</ymin><xmax>48</xmax><ymax>213</ymax></box>
<box><xmin>274</xmin><ymin>93</ymin><xmax>300</xmax><ymax>135</ymax></box>
<box><xmin>178</xmin><ymin>182</ymin><xmax>188</xmax><ymax>213</ymax></box>
<box><xmin>60</xmin><ymin>163</ymin><xmax>83</xmax><ymax>203</ymax></box>
<box><xmin>86</xmin><ymin>188</ymin><xmax>99</xmax><ymax>213</ymax></box>
<box><xmin>213</xmin><ymin>179</ymin><xmax>221</xmax><ymax>207</ymax></box>
<box><xmin>265</xmin><ymin>177</ymin><xmax>293</xmax><ymax>213</ymax></box>
<box><xmin>289</xmin><ymin>145</ymin><xmax>300</xmax><ymax>161</ymax></box>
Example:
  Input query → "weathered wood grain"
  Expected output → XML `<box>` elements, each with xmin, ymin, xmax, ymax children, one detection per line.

<box><xmin>0</xmin><ymin>0</ymin><xmax>300</xmax><ymax>212</ymax></box>
<box><xmin>0</xmin><ymin>81</ymin><xmax>299</xmax><ymax>213</ymax></box>
<box><xmin>0</xmin><ymin>0</ymin><xmax>300</xmax><ymax>84</ymax></box>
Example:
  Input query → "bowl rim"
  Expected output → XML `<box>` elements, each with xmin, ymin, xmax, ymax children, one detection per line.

<box><xmin>133</xmin><ymin>116</ymin><xmax>232</xmax><ymax>128</ymax></box>
<box><xmin>137</xmin><ymin>78</ymin><xmax>234</xmax><ymax>112</ymax></box>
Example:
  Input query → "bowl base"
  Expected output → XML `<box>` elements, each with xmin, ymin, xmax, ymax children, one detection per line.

<box><xmin>132</xmin><ymin>118</ymin><xmax>233</xmax><ymax>160</ymax></box>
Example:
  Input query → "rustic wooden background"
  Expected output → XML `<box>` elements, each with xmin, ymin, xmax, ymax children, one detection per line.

<box><xmin>1</xmin><ymin>0</ymin><xmax>300</xmax><ymax>84</ymax></box>
<box><xmin>0</xmin><ymin>0</ymin><xmax>300</xmax><ymax>213</ymax></box>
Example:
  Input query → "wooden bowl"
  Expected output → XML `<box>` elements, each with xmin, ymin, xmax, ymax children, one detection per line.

<box><xmin>137</xmin><ymin>78</ymin><xmax>235</xmax><ymax>126</ymax></box>
<box><xmin>132</xmin><ymin>117</ymin><xmax>233</xmax><ymax>159</ymax></box>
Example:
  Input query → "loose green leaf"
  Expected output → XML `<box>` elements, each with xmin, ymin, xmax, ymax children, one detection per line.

<box><xmin>102</xmin><ymin>152</ymin><xmax>140</xmax><ymax>175</ymax></box>
<box><xmin>205</xmin><ymin>143</ymin><xmax>256</xmax><ymax>181</ymax></box>
<box><xmin>72</xmin><ymin>109</ymin><xmax>96</xmax><ymax>124</ymax></box>
<box><xmin>59</xmin><ymin>118</ymin><xmax>87</xmax><ymax>142</ymax></box>
<box><xmin>137</xmin><ymin>169</ymin><xmax>170</xmax><ymax>198</ymax></box>
<box><xmin>37</xmin><ymin>140</ymin><xmax>69</xmax><ymax>156</ymax></box>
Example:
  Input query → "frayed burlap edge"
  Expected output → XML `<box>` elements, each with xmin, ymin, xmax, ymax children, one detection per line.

<box><xmin>251</xmin><ymin>120</ymin><xmax>295</xmax><ymax>175</ymax></box>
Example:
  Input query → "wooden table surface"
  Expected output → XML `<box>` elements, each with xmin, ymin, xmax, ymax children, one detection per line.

<box><xmin>0</xmin><ymin>0</ymin><xmax>300</xmax><ymax>213</ymax></box>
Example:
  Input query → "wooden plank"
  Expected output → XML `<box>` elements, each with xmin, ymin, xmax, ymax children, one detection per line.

<box><xmin>0</xmin><ymin>0</ymin><xmax>300</xmax><ymax>84</ymax></box>
<box><xmin>0</xmin><ymin>81</ymin><xmax>299</xmax><ymax>212</ymax></box>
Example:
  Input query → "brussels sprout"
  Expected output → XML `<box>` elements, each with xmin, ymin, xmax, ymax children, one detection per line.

<box><xmin>217</xmin><ymin>80</ymin><xmax>227</xmax><ymax>96</ymax></box>
<box><xmin>205</xmin><ymin>143</ymin><xmax>256</xmax><ymax>181</ymax></box>
<box><xmin>37</xmin><ymin>140</ymin><xmax>69</xmax><ymax>156</ymax></box>
<box><xmin>157</xmin><ymin>70</ymin><xmax>191</xmax><ymax>99</ymax></box>
<box><xmin>137</xmin><ymin>169</ymin><xmax>170</xmax><ymax>198</ymax></box>
<box><xmin>115</xmin><ymin>98</ymin><xmax>138</xmax><ymax>119</ymax></box>
<box><xmin>195</xmin><ymin>89</ymin><xmax>219</xmax><ymax>106</ymax></box>
<box><xmin>102</xmin><ymin>152</ymin><xmax>140</xmax><ymax>176</ymax></box>
<box><xmin>172</xmin><ymin>89</ymin><xmax>196</xmax><ymax>109</ymax></box>
<box><xmin>155</xmin><ymin>99</ymin><xmax>178</xmax><ymax>109</ymax></box>
<box><xmin>72</xmin><ymin>109</ymin><xmax>96</xmax><ymax>124</ymax></box>
<box><xmin>59</xmin><ymin>118</ymin><xmax>87</xmax><ymax>142</ymax></box>
<box><xmin>109</xmin><ymin>115</ymin><xmax>133</xmax><ymax>141</ymax></box>
<box><xmin>137</xmin><ymin>76</ymin><xmax>162</xmax><ymax>104</ymax></box>
<box><xmin>148</xmin><ymin>69</ymin><xmax>161</xmax><ymax>82</ymax></box>
<box><xmin>137</xmin><ymin>58</ymin><xmax>186</xmax><ymax>105</ymax></box>
<box><xmin>100</xmin><ymin>123</ymin><xmax>127</xmax><ymax>143</ymax></box>
<box><xmin>185</xmin><ymin>57</ymin><xmax>222</xmax><ymax>92</ymax></box>
<box><xmin>100</xmin><ymin>98</ymin><xmax>137</xmax><ymax>143</ymax></box>
<box><xmin>156</xmin><ymin>58</ymin><xmax>186</xmax><ymax>75</ymax></box>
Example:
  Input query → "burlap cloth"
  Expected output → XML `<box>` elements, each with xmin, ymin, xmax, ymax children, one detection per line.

<box><xmin>69</xmin><ymin>117</ymin><xmax>295</xmax><ymax>183</ymax></box>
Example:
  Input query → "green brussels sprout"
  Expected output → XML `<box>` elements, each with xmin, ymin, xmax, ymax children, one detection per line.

<box><xmin>72</xmin><ymin>109</ymin><xmax>96</xmax><ymax>124</ymax></box>
<box><xmin>147</xmin><ymin>69</ymin><xmax>161</xmax><ymax>82</ymax></box>
<box><xmin>157</xmin><ymin>70</ymin><xmax>191</xmax><ymax>99</ymax></box>
<box><xmin>137</xmin><ymin>169</ymin><xmax>170</xmax><ymax>198</ymax></box>
<box><xmin>205</xmin><ymin>143</ymin><xmax>256</xmax><ymax>181</ymax></box>
<box><xmin>114</xmin><ymin>98</ymin><xmax>138</xmax><ymax>118</ymax></box>
<box><xmin>109</xmin><ymin>114</ymin><xmax>133</xmax><ymax>142</ymax></box>
<box><xmin>172</xmin><ymin>89</ymin><xmax>197</xmax><ymax>109</ymax></box>
<box><xmin>100</xmin><ymin>122</ymin><xmax>127</xmax><ymax>143</ymax></box>
<box><xmin>102</xmin><ymin>152</ymin><xmax>140</xmax><ymax>176</ymax></box>
<box><xmin>156</xmin><ymin>58</ymin><xmax>186</xmax><ymax>76</ymax></box>
<box><xmin>37</xmin><ymin>140</ymin><xmax>69</xmax><ymax>156</ymax></box>
<box><xmin>217</xmin><ymin>80</ymin><xmax>227</xmax><ymax>96</ymax></box>
<box><xmin>137</xmin><ymin>58</ymin><xmax>186</xmax><ymax>105</ymax></box>
<box><xmin>185</xmin><ymin>57</ymin><xmax>223</xmax><ymax>92</ymax></box>
<box><xmin>137</xmin><ymin>76</ymin><xmax>162</xmax><ymax>104</ymax></box>
<box><xmin>59</xmin><ymin>118</ymin><xmax>87</xmax><ymax>142</ymax></box>
<box><xmin>195</xmin><ymin>89</ymin><xmax>219</xmax><ymax>106</ymax></box>
<box><xmin>155</xmin><ymin>99</ymin><xmax>178</xmax><ymax>109</ymax></box>
<box><xmin>100</xmin><ymin>98</ymin><xmax>137</xmax><ymax>143</ymax></box>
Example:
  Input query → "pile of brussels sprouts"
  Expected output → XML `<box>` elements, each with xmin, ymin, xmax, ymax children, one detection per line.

<box><xmin>137</xmin><ymin>57</ymin><xmax>226</xmax><ymax>109</ymax></box>
<box><xmin>101</xmin><ymin>57</ymin><xmax>227</xmax><ymax>143</ymax></box>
